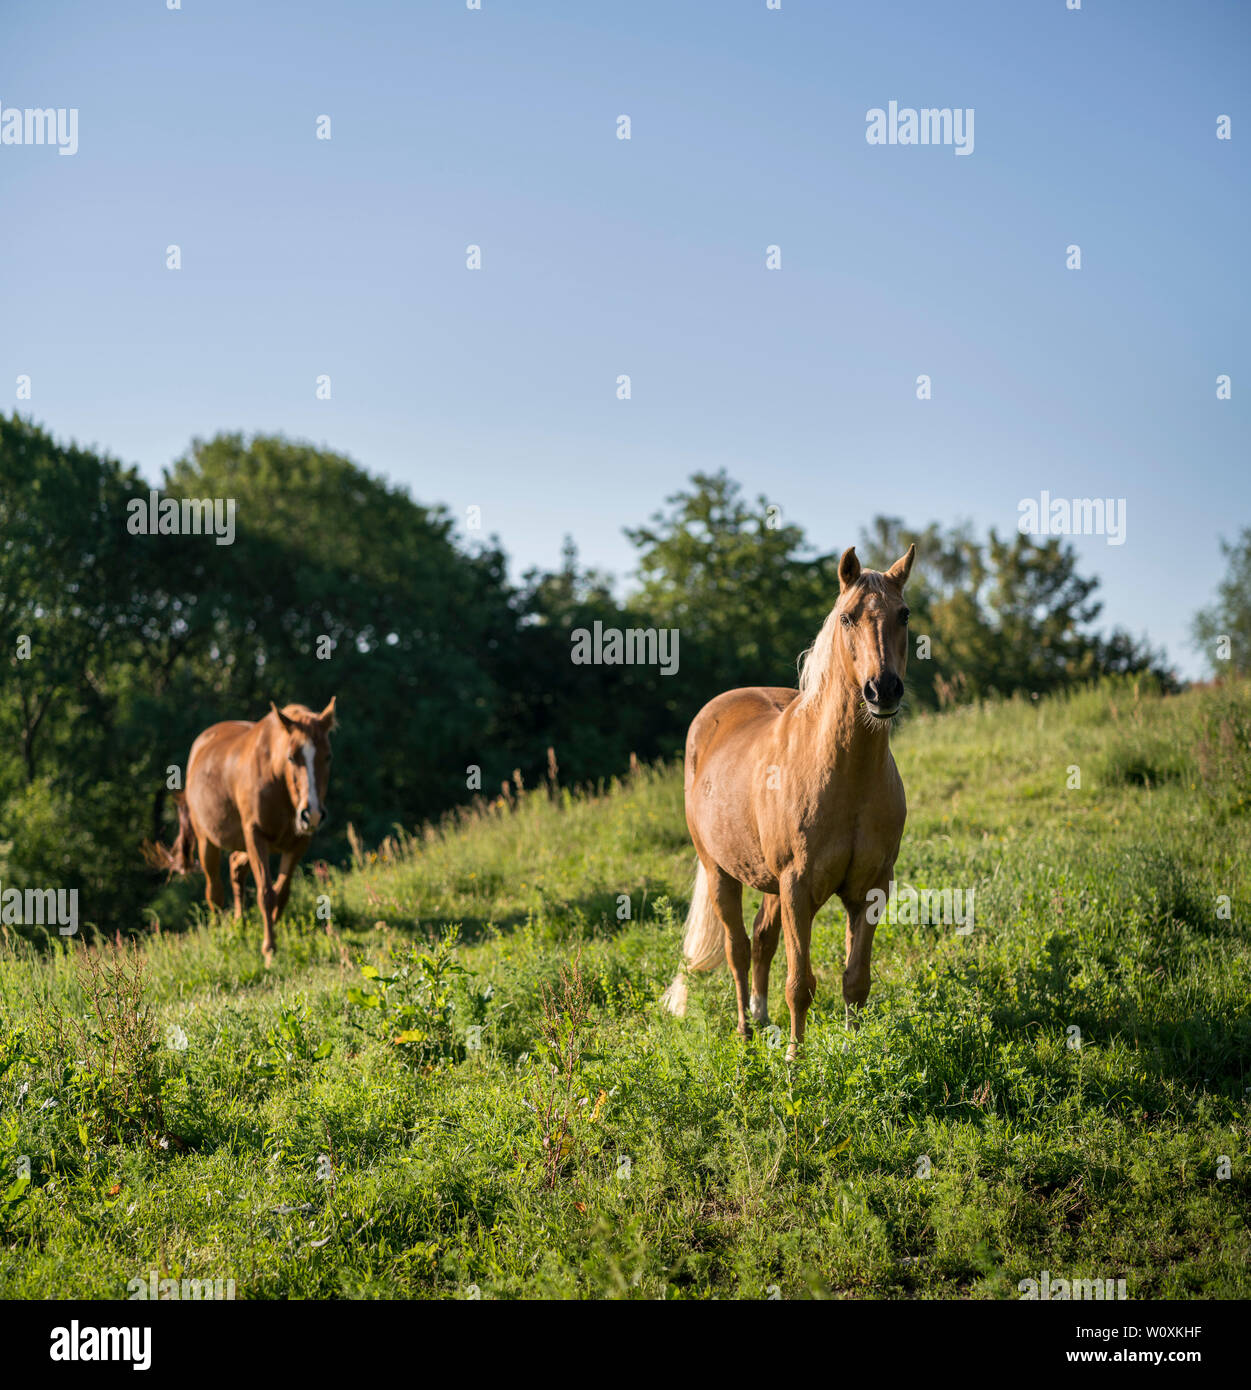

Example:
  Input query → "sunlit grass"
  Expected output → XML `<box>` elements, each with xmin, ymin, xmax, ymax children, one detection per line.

<box><xmin>1</xmin><ymin>677</ymin><xmax>1248</xmax><ymax>1298</ymax></box>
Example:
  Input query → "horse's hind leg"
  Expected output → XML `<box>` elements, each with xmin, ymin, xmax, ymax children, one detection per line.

<box><xmin>750</xmin><ymin>893</ymin><xmax>782</xmax><ymax>1026</ymax></box>
<box><xmin>229</xmin><ymin>852</ymin><xmax>250</xmax><ymax>920</ymax></box>
<box><xmin>198</xmin><ymin>837</ymin><xmax>225</xmax><ymax>913</ymax></box>
<box><xmin>710</xmin><ymin>867</ymin><xmax>753</xmax><ymax>1039</ymax></box>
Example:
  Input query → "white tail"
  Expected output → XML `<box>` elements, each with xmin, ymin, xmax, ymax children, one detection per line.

<box><xmin>660</xmin><ymin>861</ymin><xmax>724</xmax><ymax>1016</ymax></box>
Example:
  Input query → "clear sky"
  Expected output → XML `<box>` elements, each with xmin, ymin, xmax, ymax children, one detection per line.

<box><xmin>5</xmin><ymin>0</ymin><xmax>1247</xmax><ymax>677</ymax></box>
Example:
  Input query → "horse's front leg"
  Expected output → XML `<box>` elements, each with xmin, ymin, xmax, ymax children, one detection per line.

<box><xmin>271</xmin><ymin>845</ymin><xmax>307</xmax><ymax>921</ymax></box>
<box><xmin>243</xmin><ymin>828</ymin><xmax>278</xmax><ymax>964</ymax></box>
<box><xmin>779</xmin><ymin>873</ymin><xmax>816</xmax><ymax>1061</ymax></box>
<box><xmin>842</xmin><ymin>867</ymin><xmax>892</xmax><ymax>1028</ymax></box>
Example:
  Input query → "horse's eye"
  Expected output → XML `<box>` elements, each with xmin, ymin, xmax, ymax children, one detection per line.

<box><xmin>900</xmin><ymin>608</ymin><xmax>910</xmax><ymax>624</ymax></box>
<box><xmin>840</xmin><ymin>613</ymin><xmax>853</xmax><ymax>628</ymax></box>
<box><xmin>288</xmin><ymin>754</ymin><xmax>297</xmax><ymax>764</ymax></box>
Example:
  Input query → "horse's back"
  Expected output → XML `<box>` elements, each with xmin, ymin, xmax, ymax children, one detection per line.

<box><xmin>186</xmin><ymin>720</ymin><xmax>257</xmax><ymax>848</ymax></box>
<box><xmin>683</xmin><ymin>687</ymin><xmax>795</xmax><ymax>890</ymax></box>
<box><xmin>686</xmin><ymin>686</ymin><xmax>797</xmax><ymax>769</ymax></box>
<box><xmin>189</xmin><ymin>720</ymin><xmax>255</xmax><ymax>763</ymax></box>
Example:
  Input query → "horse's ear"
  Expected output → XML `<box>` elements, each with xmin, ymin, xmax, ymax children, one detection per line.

<box><xmin>838</xmin><ymin>546</ymin><xmax>861</xmax><ymax>592</ymax></box>
<box><xmin>270</xmin><ymin>701</ymin><xmax>295</xmax><ymax>732</ymax></box>
<box><xmin>884</xmin><ymin>543</ymin><xmax>916</xmax><ymax>589</ymax></box>
<box><xmin>318</xmin><ymin>695</ymin><xmax>337</xmax><ymax>731</ymax></box>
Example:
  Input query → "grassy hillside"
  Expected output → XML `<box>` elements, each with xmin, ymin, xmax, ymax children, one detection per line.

<box><xmin>2</xmin><ymin>677</ymin><xmax>1249</xmax><ymax>1299</ymax></box>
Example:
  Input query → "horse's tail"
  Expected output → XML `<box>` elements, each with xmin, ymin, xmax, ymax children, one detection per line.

<box><xmin>660</xmin><ymin>860</ymin><xmax>724</xmax><ymax>1016</ymax></box>
<box><xmin>141</xmin><ymin>792</ymin><xmax>197</xmax><ymax>876</ymax></box>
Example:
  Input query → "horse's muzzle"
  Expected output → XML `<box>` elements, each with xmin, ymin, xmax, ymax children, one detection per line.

<box><xmin>298</xmin><ymin>806</ymin><xmax>324</xmax><ymax>833</ymax></box>
<box><xmin>863</xmin><ymin>673</ymin><xmax>903</xmax><ymax>718</ymax></box>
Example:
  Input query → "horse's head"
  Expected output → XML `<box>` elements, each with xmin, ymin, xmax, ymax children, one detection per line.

<box><xmin>833</xmin><ymin>544</ymin><xmax>915</xmax><ymax>721</ymax></box>
<box><xmin>270</xmin><ymin>697</ymin><xmax>337</xmax><ymax>833</ymax></box>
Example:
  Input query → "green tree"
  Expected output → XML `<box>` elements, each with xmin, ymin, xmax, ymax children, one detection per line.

<box><xmin>0</xmin><ymin>414</ymin><xmax>191</xmax><ymax>924</ymax></box>
<box><xmin>162</xmin><ymin>433</ymin><xmax>524</xmax><ymax>847</ymax></box>
<box><xmin>860</xmin><ymin>514</ymin><xmax>1170</xmax><ymax>703</ymax></box>
<box><xmin>510</xmin><ymin>538</ymin><xmax>669</xmax><ymax>780</ymax></box>
<box><xmin>624</xmin><ymin>470</ymin><xmax>837</xmax><ymax>701</ymax></box>
<box><xmin>0</xmin><ymin>422</ymin><xmax>530</xmax><ymax>932</ymax></box>
<box><xmin>1193</xmin><ymin>529</ymin><xmax>1251</xmax><ymax>676</ymax></box>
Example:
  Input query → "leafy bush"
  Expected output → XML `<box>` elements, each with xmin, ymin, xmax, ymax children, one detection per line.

<box><xmin>32</xmin><ymin>946</ymin><xmax>170</xmax><ymax>1147</ymax></box>
<box><xmin>347</xmin><ymin>927</ymin><xmax>475</xmax><ymax>1070</ymax></box>
<box><xmin>1196</xmin><ymin>683</ymin><xmax>1251</xmax><ymax>812</ymax></box>
<box><xmin>253</xmin><ymin>997</ymin><xmax>333</xmax><ymax>1083</ymax></box>
<box><xmin>519</xmin><ymin>953</ymin><xmax>599</xmax><ymax>1189</ymax></box>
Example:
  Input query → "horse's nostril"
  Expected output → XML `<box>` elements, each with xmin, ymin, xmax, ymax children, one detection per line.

<box><xmin>863</xmin><ymin>680</ymin><xmax>878</xmax><ymax>703</ymax></box>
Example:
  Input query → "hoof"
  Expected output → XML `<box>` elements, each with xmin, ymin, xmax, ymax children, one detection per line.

<box><xmin>785</xmin><ymin>1041</ymin><xmax>799</xmax><ymax>1062</ymax></box>
<box><xmin>749</xmin><ymin>993</ymin><xmax>770</xmax><ymax>1027</ymax></box>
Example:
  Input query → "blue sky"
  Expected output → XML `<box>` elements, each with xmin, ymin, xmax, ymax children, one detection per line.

<box><xmin>5</xmin><ymin>0</ymin><xmax>1247</xmax><ymax>677</ymax></box>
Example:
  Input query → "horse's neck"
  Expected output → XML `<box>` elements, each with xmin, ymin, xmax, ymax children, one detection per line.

<box><xmin>252</xmin><ymin>726</ymin><xmax>289</xmax><ymax>799</ymax></box>
<box><xmin>811</xmin><ymin>676</ymin><xmax>892</xmax><ymax>774</ymax></box>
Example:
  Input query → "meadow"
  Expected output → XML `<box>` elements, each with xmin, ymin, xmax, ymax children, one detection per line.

<box><xmin>1</xmin><ymin>676</ymin><xmax>1249</xmax><ymax>1299</ymax></box>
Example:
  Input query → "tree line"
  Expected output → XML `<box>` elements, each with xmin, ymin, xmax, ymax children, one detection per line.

<box><xmin>3</xmin><ymin>413</ymin><xmax>1229</xmax><ymax>930</ymax></box>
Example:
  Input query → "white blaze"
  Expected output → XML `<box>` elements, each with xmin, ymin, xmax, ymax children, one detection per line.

<box><xmin>303</xmin><ymin>745</ymin><xmax>321</xmax><ymax>817</ymax></box>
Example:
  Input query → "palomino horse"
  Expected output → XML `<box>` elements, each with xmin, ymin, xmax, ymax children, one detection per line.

<box><xmin>151</xmin><ymin>699</ymin><xmax>336</xmax><ymax>962</ymax></box>
<box><xmin>661</xmin><ymin>545</ymin><xmax>914</xmax><ymax>1058</ymax></box>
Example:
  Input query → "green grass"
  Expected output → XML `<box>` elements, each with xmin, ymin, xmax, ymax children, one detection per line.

<box><xmin>1</xmin><ymin>676</ymin><xmax>1249</xmax><ymax>1299</ymax></box>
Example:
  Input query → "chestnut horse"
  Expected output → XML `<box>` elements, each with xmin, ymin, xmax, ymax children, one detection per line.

<box><xmin>661</xmin><ymin>545</ymin><xmax>914</xmax><ymax>1058</ymax></box>
<box><xmin>149</xmin><ymin>699</ymin><xmax>336</xmax><ymax>962</ymax></box>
